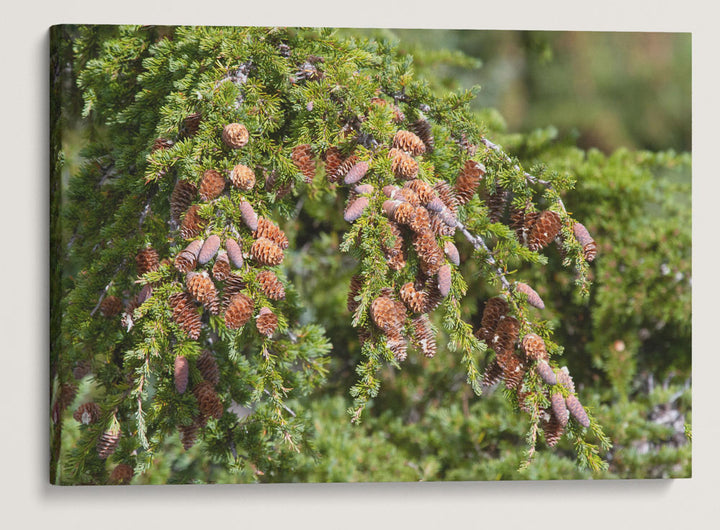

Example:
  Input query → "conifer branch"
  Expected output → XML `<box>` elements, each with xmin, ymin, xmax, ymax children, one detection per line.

<box><xmin>455</xmin><ymin>220</ymin><xmax>512</xmax><ymax>291</ymax></box>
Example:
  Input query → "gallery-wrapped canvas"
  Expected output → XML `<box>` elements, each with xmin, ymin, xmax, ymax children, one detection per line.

<box><xmin>50</xmin><ymin>25</ymin><xmax>691</xmax><ymax>485</ymax></box>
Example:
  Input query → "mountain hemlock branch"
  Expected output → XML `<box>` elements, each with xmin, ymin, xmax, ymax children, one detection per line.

<box><xmin>51</xmin><ymin>25</ymin><xmax>627</xmax><ymax>485</ymax></box>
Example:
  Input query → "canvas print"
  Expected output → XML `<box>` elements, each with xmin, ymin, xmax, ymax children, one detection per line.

<box><xmin>50</xmin><ymin>25</ymin><xmax>691</xmax><ymax>485</ymax></box>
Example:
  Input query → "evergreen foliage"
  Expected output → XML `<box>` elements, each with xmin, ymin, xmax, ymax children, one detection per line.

<box><xmin>51</xmin><ymin>25</ymin><xmax>690</xmax><ymax>484</ymax></box>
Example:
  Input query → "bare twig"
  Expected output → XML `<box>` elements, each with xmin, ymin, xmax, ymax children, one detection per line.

<box><xmin>455</xmin><ymin>220</ymin><xmax>511</xmax><ymax>291</ymax></box>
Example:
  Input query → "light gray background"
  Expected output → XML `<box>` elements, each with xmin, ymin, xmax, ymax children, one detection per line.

<box><xmin>5</xmin><ymin>1</ymin><xmax>716</xmax><ymax>528</ymax></box>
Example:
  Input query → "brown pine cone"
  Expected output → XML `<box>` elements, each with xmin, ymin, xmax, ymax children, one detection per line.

<box><xmin>73</xmin><ymin>402</ymin><xmax>101</xmax><ymax>425</ymax></box>
<box><xmin>100</xmin><ymin>296</ymin><xmax>122</xmax><ymax>318</ymax></box>
<box><xmin>170</xmin><ymin>180</ymin><xmax>198</xmax><ymax>223</ymax></box>
<box><xmin>551</xmin><ymin>392</ymin><xmax>569</xmax><ymax>427</ymax></box>
<box><xmin>390</xmin><ymin>149</ymin><xmax>419</xmax><ymax>180</ymax></box>
<box><xmin>230</xmin><ymin>164</ymin><xmax>256</xmax><ymax>190</ymax></box>
<box><xmin>411</xmin><ymin>119</ymin><xmax>434</xmax><ymax>152</ymax></box>
<box><xmin>72</xmin><ymin>360</ymin><xmax>92</xmax><ymax>380</ymax></box>
<box><xmin>492</xmin><ymin>316</ymin><xmax>520</xmax><ymax>355</ymax></box>
<box><xmin>136</xmin><ymin>247</ymin><xmax>159</xmax><ymax>276</ymax></box>
<box><xmin>522</xmin><ymin>333</ymin><xmax>548</xmax><ymax>361</ymax></box>
<box><xmin>212</xmin><ymin>250</ymin><xmax>231</xmax><ymax>281</ymax></box>
<box><xmin>566</xmin><ymin>394</ymin><xmax>590</xmax><ymax>427</ymax></box>
<box><xmin>394</xmin><ymin>187</ymin><xmax>420</xmax><ymax>206</ymax></box>
<box><xmin>291</xmin><ymin>144</ymin><xmax>316</xmax><ymax>183</ymax></box>
<box><xmin>253</xmin><ymin>217</ymin><xmax>289</xmax><ymax>249</ymax></box>
<box><xmin>109</xmin><ymin>463</ymin><xmax>134</xmax><ymax>485</ymax></box>
<box><xmin>344</xmin><ymin>197</ymin><xmax>369</xmax><ymax>223</ymax></box>
<box><xmin>198</xmin><ymin>234</ymin><xmax>221</xmax><ymax>265</ymax></box>
<box><xmin>180</xmin><ymin>112</ymin><xmax>202</xmax><ymax>139</ymax></box>
<box><xmin>222</xmin><ymin>123</ymin><xmax>249</xmax><ymax>149</ymax></box>
<box><xmin>443</xmin><ymin>241</ymin><xmax>460</xmax><ymax>266</ymax></box>
<box><xmin>409</xmin><ymin>206</ymin><xmax>431</xmax><ymax>234</ymax></box>
<box><xmin>454</xmin><ymin>160</ymin><xmax>485</xmax><ymax>204</ymax></box>
<box><xmin>186</xmin><ymin>271</ymin><xmax>219</xmax><ymax>315</ymax></box>
<box><xmin>169</xmin><ymin>292</ymin><xmax>202</xmax><ymax>340</ymax></box>
<box><xmin>486</xmin><ymin>187</ymin><xmax>508</xmax><ymax>223</ymax></box>
<box><xmin>528</xmin><ymin>210</ymin><xmax>562</xmax><ymax>251</ymax></box>
<box><xmin>256</xmin><ymin>306</ymin><xmax>278</xmax><ymax>337</ymax></box>
<box><xmin>542</xmin><ymin>411</ymin><xmax>565</xmax><ymax>447</ymax></box>
<box><xmin>225</xmin><ymin>238</ymin><xmax>244</xmax><ymax>269</ymax></box>
<box><xmin>239</xmin><ymin>201</ymin><xmax>258</xmax><ymax>232</ymax></box>
<box><xmin>347</xmin><ymin>274</ymin><xmax>363</xmax><ymax>313</ymax></box>
<box><xmin>256</xmin><ymin>270</ymin><xmax>285</xmax><ymax>300</ymax></box>
<box><xmin>393</xmin><ymin>130</ymin><xmax>426</xmax><ymax>156</ymax></box>
<box><xmin>437</xmin><ymin>264</ymin><xmax>452</xmax><ymax>298</ymax></box>
<box><xmin>175</xmin><ymin>239</ymin><xmax>203</xmax><ymax>273</ymax></box>
<box><xmin>482</xmin><ymin>360</ymin><xmax>503</xmax><ymax>387</ymax></box>
<box><xmin>371</xmin><ymin>295</ymin><xmax>402</xmax><ymax>334</ymax></box>
<box><xmin>556</xmin><ymin>367</ymin><xmax>576</xmax><ymax>393</ymax></box>
<box><xmin>500</xmin><ymin>353</ymin><xmax>525</xmax><ymax>390</ymax></box>
<box><xmin>323</xmin><ymin>147</ymin><xmax>343</xmax><ymax>182</ymax></box>
<box><xmin>152</xmin><ymin>138</ymin><xmax>174</xmax><ymax>151</ymax></box>
<box><xmin>180</xmin><ymin>205</ymin><xmax>205</xmax><ymax>240</ymax></box>
<box><xmin>433</xmin><ymin>181</ymin><xmax>458</xmax><ymax>215</ymax></box>
<box><xmin>515</xmin><ymin>282</ymin><xmax>545</xmax><ymax>310</ymax></box>
<box><xmin>193</xmin><ymin>381</ymin><xmax>223</xmax><ymax>420</ymax></box>
<box><xmin>199</xmin><ymin>169</ymin><xmax>226</xmax><ymax>201</ymax></box>
<box><xmin>224</xmin><ymin>293</ymin><xmax>254</xmax><ymax>330</ymax></box>
<box><xmin>221</xmin><ymin>274</ymin><xmax>246</xmax><ymax>310</ymax></box>
<box><xmin>510</xmin><ymin>201</ymin><xmax>536</xmax><ymax>244</ymax></box>
<box><xmin>412</xmin><ymin>314</ymin><xmax>436</xmax><ymax>358</ymax></box>
<box><xmin>573</xmin><ymin>222</ymin><xmax>597</xmax><ymax>262</ymax></box>
<box><xmin>405</xmin><ymin>179</ymin><xmax>436</xmax><ymax>205</ymax></box>
<box><xmin>421</xmin><ymin>275</ymin><xmax>445</xmax><ymax>314</ymax></box>
<box><xmin>387</xmin><ymin>332</ymin><xmax>408</xmax><ymax>361</ymax></box>
<box><xmin>178</xmin><ymin>419</ymin><xmax>201</xmax><ymax>450</ymax></box>
<box><xmin>197</xmin><ymin>350</ymin><xmax>220</xmax><ymax>386</ymax></box>
<box><xmin>413</xmin><ymin>230</ymin><xmax>444</xmax><ymax>276</ymax></box>
<box><xmin>97</xmin><ymin>428</ymin><xmax>121</xmax><ymax>459</ymax></box>
<box><xmin>400</xmin><ymin>282</ymin><xmax>428</xmax><ymax>314</ymax></box>
<box><xmin>174</xmin><ymin>355</ymin><xmax>189</xmax><ymax>394</ymax></box>
<box><xmin>251</xmin><ymin>238</ymin><xmax>284</xmax><ymax>266</ymax></box>
<box><xmin>344</xmin><ymin>161</ymin><xmax>369</xmax><ymax>185</ymax></box>
<box><xmin>332</xmin><ymin>155</ymin><xmax>359</xmax><ymax>183</ymax></box>
<box><xmin>479</xmin><ymin>297</ymin><xmax>508</xmax><ymax>341</ymax></box>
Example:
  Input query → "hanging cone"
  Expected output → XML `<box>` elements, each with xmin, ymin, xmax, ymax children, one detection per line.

<box><xmin>199</xmin><ymin>169</ymin><xmax>226</xmax><ymax>201</ymax></box>
<box><xmin>411</xmin><ymin>119</ymin><xmax>434</xmax><ymax>152</ymax></box>
<box><xmin>225</xmin><ymin>238</ymin><xmax>244</xmax><ymax>269</ymax></box>
<box><xmin>565</xmin><ymin>394</ymin><xmax>590</xmax><ymax>427</ymax></box>
<box><xmin>193</xmin><ymin>381</ymin><xmax>223</xmax><ymax>420</ymax></box>
<box><xmin>443</xmin><ymin>241</ymin><xmax>460</xmax><ymax>266</ymax></box>
<box><xmin>180</xmin><ymin>112</ymin><xmax>202</xmax><ymax>139</ymax></box>
<box><xmin>186</xmin><ymin>271</ymin><xmax>219</xmax><ymax>314</ymax></box>
<box><xmin>344</xmin><ymin>197</ymin><xmax>369</xmax><ymax>223</ymax></box>
<box><xmin>393</xmin><ymin>130</ymin><xmax>426</xmax><ymax>156</ymax></box>
<box><xmin>180</xmin><ymin>205</ymin><xmax>205</xmax><ymax>240</ymax></box>
<box><xmin>224</xmin><ymin>293</ymin><xmax>254</xmax><ymax>330</ymax></box>
<box><xmin>256</xmin><ymin>270</ymin><xmax>285</xmax><ymax>300</ymax></box>
<box><xmin>174</xmin><ymin>356</ymin><xmax>189</xmax><ymax>394</ymax></box>
<box><xmin>221</xmin><ymin>274</ymin><xmax>246</xmax><ymax>310</ymax></box>
<box><xmin>390</xmin><ymin>149</ymin><xmax>419</xmax><ymax>180</ymax></box>
<box><xmin>556</xmin><ymin>367</ymin><xmax>576</xmax><ymax>393</ymax></box>
<box><xmin>492</xmin><ymin>316</ymin><xmax>520</xmax><ymax>355</ymax></box>
<box><xmin>409</xmin><ymin>207</ymin><xmax>431</xmax><ymax>234</ymax></box>
<box><xmin>371</xmin><ymin>295</ymin><xmax>403</xmax><ymax>334</ymax></box>
<box><xmin>344</xmin><ymin>161</ymin><xmax>369</xmax><ymax>185</ymax></box>
<box><xmin>454</xmin><ymin>160</ymin><xmax>485</xmax><ymax>204</ymax></box>
<box><xmin>437</xmin><ymin>264</ymin><xmax>452</xmax><ymax>298</ymax></box>
<box><xmin>515</xmin><ymin>282</ymin><xmax>545</xmax><ymax>310</ymax></box>
<box><xmin>400</xmin><ymin>282</ymin><xmax>428</xmax><ymax>314</ymax></box>
<box><xmin>136</xmin><ymin>247</ymin><xmax>159</xmax><ymax>276</ymax></box>
<box><xmin>332</xmin><ymin>155</ymin><xmax>359</xmax><ymax>183</ymax></box>
<box><xmin>551</xmin><ymin>392</ymin><xmax>569</xmax><ymax>427</ymax></box>
<box><xmin>323</xmin><ymin>146</ymin><xmax>343</xmax><ymax>182</ymax></box>
<box><xmin>239</xmin><ymin>201</ymin><xmax>258</xmax><ymax>232</ymax></box>
<box><xmin>535</xmin><ymin>360</ymin><xmax>557</xmax><ymax>385</ymax></box>
<box><xmin>528</xmin><ymin>210</ymin><xmax>562</xmax><ymax>251</ymax></box>
<box><xmin>73</xmin><ymin>402</ymin><xmax>101</xmax><ymax>425</ymax></box>
<box><xmin>412</xmin><ymin>314</ymin><xmax>436</xmax><ymax>358</ymax></box>
<box><xmin>198</xmin><ymin>234</ymin><xmax>221</xmax><ymax>265</ymax></box>
<box><xmin>482</xmin><ymin>360</ymin><xmax>503</xmax><ymax>386</ymax></box>
<box><xmin>170</xmin><ymin>180</ymin><xmax>197</xmax><ymax>223</ymax></box>
<box><xmin>413</xmin><ymin>230</ymin><xmax>444</xmax><ymax>276</ymax></box>
<box><xmin>251</xmin><ymin>238</ymin><xmax>284</xmax><ymax>266</ymax></box>
<box><xmin>522</xmin><ymin>333</ymin><xmax>548</xmax><ymax>361</ymax></box>
<box><xmin>168</xmin><ymin>292</ymin><xmax>202</xmax><ymax>340</ymax></box>
<box><xmin>253</xmin><ymin>217</ymin><xmax>289</xmax><ymax>249</ymax></box>
<box><xmin>573</xmin><ymin>222</ymin><xmax>597</xmax><ymax>262</ymax></box>
<box><xmin>222</xmin><ymin>123</ymin><xmax>249</xmax><ymax>148</ymax></box>
<box><xmin>542</xmin><ymin>411</ymin><xmax>565</xmax><ymax>447</ymax></box>
<box><xmin>109</xmin><ymin>463</ymin><xmax>134</xmax><ymax>485</ymax></box>
<box><xmin>175</xmin><ymin>239</ymin><xmax>203</xmax><ymax>273</ymax></box>
<box><xmin>100</xmin><ymin>296</ymin><xmax>122</xmax><ymax>318</ymax></box>
<box><xmin>197</xmin><ymin>350</ymin><xmax>220</xmax><ymax>386</ymax></box>
<box><xmin>97</xmin><ymin>427</ymin><xmax>121</xmax><ymax>459</ymax></box>
<box><xmin>230</xmin><ymin>164</ymin><xmax>256</xmax><ymax>191</ymax></box>
<box><xmin>178</xmin><ymin>419</ymin><xmax>201</xmax><ymax>450</ymax></box>
<box><xmin>479</xmin><ymin>297</ymin><xmax>508</xmax><ymax>342</ymax></box>
<box><xmin>347</xmin><ymin>274</ymin><xmax>363</xmax><ymax>313</ymax></box>
<box><xmin>406</xmin><ymin>179</ymin><xmax>436</xmax><ymax>205</ymax></box>
<box><xmin>255</xmin><ymin>306</ymin><xmax>278</xmax><ymax>337</ymax></box>
<box><xmin>212</xmin><ymin>250</ymin><xmax>231</xmax><ymax>281</ymax></box>
<box><xmin>291</xmin><ymin>144</ymin><xmax>316</xmax><ymax>183</ymax></box>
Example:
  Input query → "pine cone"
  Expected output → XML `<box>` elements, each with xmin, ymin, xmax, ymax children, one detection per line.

<box><xmin>186</xmin><ymin>271</ymin><xmax>219</xmax><ymax>314</ymax></box>
<box><xmin>437</xmin><ymin>264</ymin><xmax>452</xmax><ymax>298</ymax></box>
<box><xmin>332</xmin><ymin>155</ymin><xmax>359</xmax><ymax>183</ymax></box>
<box><xmin>100</xmin><ymin>296</ymin><xmax>122</xmax><ymax>318</ymax></box>
<box><xmin>174</xmin><ymin>355</ymin><xmax>189</xmax><ymax>394</ymax></box>
<box><xmin>136</xmin><ymin>247</ymin><xmax>159</xmax><ymax>276</ymax></box>
<box><xmin>175</xmin><ymin>239</ymin><xmax>203</xmax><ymax>273</ymax></box>
<box><xmin>542</xmin><ymin>412</ymin><xmax>565</xmax><ymax>447</ymax></box>
<box><xmin>253</xmin><ymin>217</ymin><xmax>289</xmax><ymax>249</ymax></box>
<box><xmin>354</xmin><ymin>183</ymin><xmax>374</xmax><ymax>195</ymax></box>
<box><xmin>180</xmin><ymin>205</ymin><xmax>205</xmax><ymax>240</ymax></box>
<box><xmin>197</xmin><ymin>350</ymin><xmax>220</xmax><ymax>386</ymax></box>
<box><xmin>390</xmin><ymin>149</ymin><xmax>419</xmax><ymax>180</ymax></box>
<box><xmin>454</xmin><ymin>160</ymin><xmax>485</xmax><ymax>204</ymax></box>
<box><xmin>522</xmin><ymin>333</ymin><xmax>548</xmax><ymax>361</ymax></box>
<box><xmin>225</xmin><ymin>238</ymin><xmax>244</xmax><ymax>269</ymax></box>
<box><xmin>500</xmin><ymin>353</ymin><xmax>525</xmax><ymax>390</ymax></box>
<box><xmin>347</xmin><ymin>274</ymin><xmax>363</xmax><ymax>313</ymax></box>
<box><xmin>394</xmin><ymin>187</ymin><xmax>420</xmax><ymax>206</ymax></box>
<box><xmin>73</xmin><ymin>402</ymin><xmax>101</xmax><ymax>425</ymax></box>
<box><xmin>230</xmin><ymin>164</ymin><xmax>256</xmax><ymax>190</ymax></box>
<box><xmin>383</xmin><ymin>200</ymin><xmax>415</xmax><ymax>226</ymax></box>
<box><xmin>412</xmin><ymin>314</ymin><xmax>436</xmax><ymax>357</ymax></box>
<box><xmin>411</xmin><ymin>119</ymin><xmax>434</xmax><ymax>152</ymax></box>
<box><xmin>137</xmin><ymin>284</ymin><xmax>153</xmax><ymax>305</ymax></box>
<box><xmin>257</xmin><ymin>270</ymin><xmax>285</xmax><ymax>300</ymax></box>
<box><xmin>193</xmin><ymin>381</ymin><xmax>223</xmax><ymax>420</ymax></box>
<box><xmin>443</xmin><ymin>241</ymin><xmax>460</xmax><ymax>266</ymax></box>
<box><xmin>152</xmin><ymin>138</ymin><xmax>173</xmax><ymax>151</ymax></box>
<box><xmin>515</xmin><ymin>282</ymin><xmax>545</xmax><ymax>310</ymax></box>
<box><xmin>434</xmin><ymin>181</ymin><xmax>458</xmax><ymax>215</ymax></box>
<box><xmin>109</xmin><ymin>463</ymin><xmax>134</xmax><ymax>485</ymax></box>
<box><xmin>323</xmin><ymin>147</ymin><xmax>343</xmax><ymax>182</ymax></box>
<box><xmin>487</xmin><ymin>187</ymin><xmax>508</xmax><ymax>223</ymax></box>
<box><xmin>413</xmin><ymin>230</ymin><xmax>444</xmax><ymax>275</ymax></box>
<box><xmin>371</xmin><ymin>295</ymin><xmax>402</xmax><ymax>334</ymax></box>
<box><xmin>212</xmin><ymin>250</ymin><xmax>231</xmax><ymax>281</ymax></box>
<box><xmin>566</xmin><ymin>395</ymin><xmax>590</xmax><ymax>428</ymax></box>
<box><xmin>344</xmin><ymin>197</ymin><xmax>369</xmax><ymax>223</ymax></box>
<box><xmin>535</xmin><ymin>360</ymin><xmax>558</xmax><ymax>385</ymax></box>
<box><xmin>251</xmin><ymin>237</ymin><xmax>284</xmax><ymax>266</ymax></box>
<box><xmin>387</xmin><ymin>333</ymin><xmax>408</xmax><ymax>361</ymax></box>
<box><xmin>224</xmin><ymin>293</ymin><xmax>254</xmax><ymax>330</ymax></box>
<box><xmin>556</xmin><ymin>367</ymin><xmax>576</xmax><ymax>393</ymax></box>
<box><xmin>551</xmin><ymin>393</ymin><xmax>569</xmax><ymax>427</ymax></box>
<box><xmin>97</xmin><ymin>428</ymin><xmax>121</xmax><ymax>459</ymax></box>
<box><xmin>457</xmin><ymin>133</ymin><xmax>478</xmax><ymax>156</ymax></box>
<box><xmin>406</xmin><ymin>179</ymin><xmax>436</xmax><ymax>205</ymax></box>
<box><xmin>198</xmin><ymin>234</ymin><xmax>221</xmax><ymax>265</ymax></box>
<box><xmin>178</xmin><ymin>419</ymin><xmax>200</xmax><ymax>450</ymax></box>
<box><xmin>573</xmin><ymin>222</ymin><xmax>597</xmax><ymax>262</ymax></box>
<box><xmin>492</xmin><ymin>316</ymin><xmax>520</xmax><ymax>355</ymax></box>
<box><xmin>400</xmin><ymin>282</ymin><xmax>428</xmax><ymax>314</ymax></box>
<box><xmin>180</xmin><ymin>112</ymin><xmax>202</xmax><ymax>139</ymax></box>
<box><xmin>239</xmin><ymin>201</ymin><xmax>258</xmax><ymax>231</ymax></box>
<box><xmin>291</xmin><ymin>144</ymin><xmax>316</xmax><ymax>183</ymax></box>
<box><xmin>383</xmin><ymin>222</ymin><xmax>406</xmax><ymax>271</ymax></box>
<box><xmin>169</xmin><ymin>292</ymin><xmax>202</xmax><ymax>340</ymax></box>
<box><xmin>199</xmin><ymin>169</ymin><xmax>226</xmax><ymax>201</ymax></box>
<box><xmin>409</xmin><ymin>206</ymin><xmax>431</xmax><ymax>234</ymax></box>
<box><xmin>482</xmin><ymin>360</ymin><xmax>503</xmax><ymax>387</ymax></box>
<box><xmin>479</xmin><ymin>297</ymin><xmax>509</xmax><ymax>341</ymax></box>
<box><xmin>221</xmin><ymin>274</ymin><xmax>246</xmax><ymax>310</ymax></box>
<box><xmin>344</xmin><ymin>161</ymin><xmax>369</xmax><ymax>185</ymax></box>
<box><xmin>393</xmin><ymin>130</ymin><xmax>426</xmax><ymax>156</ymax></box>
<box><xmin>510</xmin><ymin>201</ymin><xmax>538</xmax><ymax>245</ymax></box>
<box><xmin>528</xmin><ymin>210</ymin><xmax>562</xmax><ymax>251</ymax></box>
<box><xmin>256</xmin><ymin>306</ymin><xmax>278</xmax><ymax>337</ymax></box>
<box><xmin>170</xmin><ymin>180</ymin><xmax>197</xmax><ymax>223</ymax></box>
<box><xmin>222</xmin><ymin>123</ymin><xmax>249</xmax><ymax>149</ymax></box>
